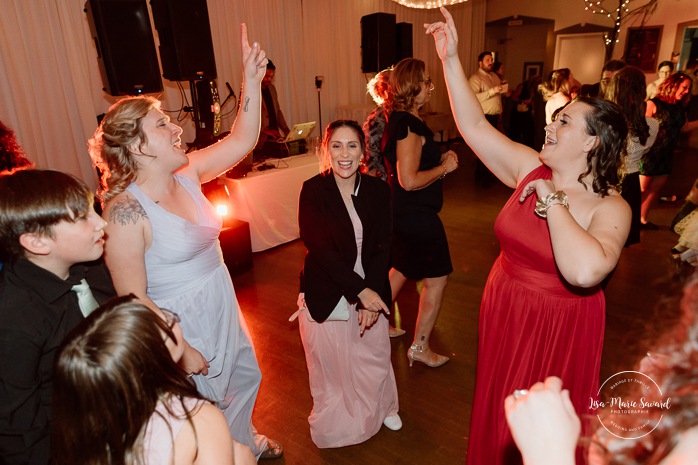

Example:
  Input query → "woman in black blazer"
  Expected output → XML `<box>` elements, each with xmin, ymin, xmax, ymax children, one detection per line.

<box><xmin>295</xmin><ymin>120</ymin><xmax>401</xmax><ymax>448</ymax></box>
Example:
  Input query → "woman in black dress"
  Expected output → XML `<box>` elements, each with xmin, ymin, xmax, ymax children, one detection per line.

<box><xmin>640</xmin><ymin>72</ymin><xmax>698</xmax><ymax>228</ymax></box>
<box><xmin>381</xmin><ymin>57</ymin><xmax>459</xmax><ymax>367</ymax></box>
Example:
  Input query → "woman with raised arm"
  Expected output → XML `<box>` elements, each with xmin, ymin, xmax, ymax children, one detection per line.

<box><xmin>426</xmin><ymin>8</ymin><xmax>630</xmax><ymax>465</ymax></box>
<box><xmin>53</xmin><ymin>296</ymin><xmax>256</xmax><ymax>465</ymax></box>
<box><xmin>88</xmin><ymin>25</ymin><xmax>282</xmax><ymax>460</ymax></box>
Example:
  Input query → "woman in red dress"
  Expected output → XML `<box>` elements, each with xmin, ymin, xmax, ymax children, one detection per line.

<box><xmin>426</xmin><ymin>9</ymin><xmax>631</xmax><ymax>465</ymax></box>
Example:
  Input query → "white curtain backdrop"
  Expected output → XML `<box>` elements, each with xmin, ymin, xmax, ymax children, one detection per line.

<box><xmin>0</xmin><ymin>0</ymin><xmax>485</xmax><ymax>189</ymax></box>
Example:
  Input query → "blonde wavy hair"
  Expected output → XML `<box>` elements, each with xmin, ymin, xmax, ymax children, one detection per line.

<box><xmin>88</xmin><ymin>96</ymin><xmax>160</xmax><ymax>206</ymax></box>
<box><xmin>538</xmin><ymin>68</ymin><xmax>573</xmax><ymax>101</ymax></box>
<box><xmin>367</xmin><ymin>68</ymin><xmax>393</xmax><ymax>106</ymax></box>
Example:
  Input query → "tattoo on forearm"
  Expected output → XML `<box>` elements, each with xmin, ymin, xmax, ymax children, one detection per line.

<box><xmin>243</xmin><ymin>97</ymin><xmax>250</xmax><ymax>112</ymax></box>
<box><xmin>109</xmin><ymin>198</ymin><xmax>148</xmax><ymax>226</ymax></box>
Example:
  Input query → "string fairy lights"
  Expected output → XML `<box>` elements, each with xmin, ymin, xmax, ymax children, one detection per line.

<box><xmin>389</xmin><ymin>0</ymin><xmax>467</xmax><ymax>9</ymax></box>
<box><xmin>582</xmin><ymin>0</ymin><xmax>658</xmax><ymax>59</ymax></box>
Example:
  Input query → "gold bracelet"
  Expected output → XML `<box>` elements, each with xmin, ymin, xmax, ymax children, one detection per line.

<box><xmin>439</xmin><ymin>165</ymin><xmax>447</xmax><ymax>180</ymax></box>
<box><xmin>534</xmin><ymin>191</ymin><xmax>569</xmax><ymax>218</ymax></box>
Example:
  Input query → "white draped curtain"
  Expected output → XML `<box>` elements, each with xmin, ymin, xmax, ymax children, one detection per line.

<box><xmin>0</xmin><ymin>0</ymin><xmax>485</xmax><ymax>189</ymax></box>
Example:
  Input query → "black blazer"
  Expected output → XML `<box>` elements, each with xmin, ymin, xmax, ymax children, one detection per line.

<box><xmin>299</xmin><ymin>172</ymin><xmax>392</xmax><ymax>322</ymax></box>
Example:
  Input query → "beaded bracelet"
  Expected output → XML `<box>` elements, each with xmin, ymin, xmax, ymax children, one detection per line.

<box><xmin>534</xmin><ymin>191</ymin><xmax>569</xmax><ymax>218</ymax></box>
<box><xmin>439</xmin><ymin>165</ymin><xmax>447</xmax><ymax>180</ymax></box>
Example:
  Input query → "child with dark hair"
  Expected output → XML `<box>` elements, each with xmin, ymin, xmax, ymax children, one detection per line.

<box><xmin>0</xmin><ymin>169</ymin><xmax>114</xmax><ymax>464</ymax></box>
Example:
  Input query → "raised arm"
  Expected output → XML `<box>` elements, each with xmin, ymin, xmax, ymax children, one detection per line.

<box><xmin>184</xmin><ymin>24</ymin><xmax>267</xmax><ymax>184</ymax></box>
<box><xmin>425</xmin><ymin>8</ymin><xmax>540</xmax><ymax>187</ymax></box>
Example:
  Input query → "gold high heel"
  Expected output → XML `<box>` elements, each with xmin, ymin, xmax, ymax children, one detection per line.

<box><xmin>407</xmin><ymin>343</ymin><xmax>449</xmax><ymax>368</ymax></box>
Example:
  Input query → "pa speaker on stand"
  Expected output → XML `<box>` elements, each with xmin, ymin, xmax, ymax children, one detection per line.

<box><xmin>360</xmin><ymin>13</ymin><xmax>396</xmax><ymax>74</ymax></box>
<box><xmin>151</xmin><ymin>0</ymin><xmax>220</xmax><ymax>150</ymax></box>
<box><xmin>150</xmin><ymin>0</ymin><xmax>217</xmax><ymax>81</ymax></box>
<box><xmin>84</xmin><ymin>0</ymin><xmax>162</xmax><ymax>95</ymax></box>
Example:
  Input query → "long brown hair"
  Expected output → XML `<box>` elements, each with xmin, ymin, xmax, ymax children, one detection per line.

<box><xmin>387</xmin><ymin>58</ymin><xmax>426</xmax><ymax>113</ymax></box>
<box><xmin>53</xmin><ymin>295</ymin><xmax>205</xmax><ymax>465</ymax></box>
<box><xmin>605</xmin><ymin>66</ymin><xmax>650</xmax><ymax>145</ymax></box>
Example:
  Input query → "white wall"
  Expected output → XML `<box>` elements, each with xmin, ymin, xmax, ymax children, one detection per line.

<box><xmin>486</xmin><ymin>0</ymin><xmax>698</xmax><ymax>77</ymax></box>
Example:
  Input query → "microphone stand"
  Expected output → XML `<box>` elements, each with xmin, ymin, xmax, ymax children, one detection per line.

<box><xmin>315</xmin><ymin>76</ymin><xmax>324</xmax><ymax>137</ymax></box>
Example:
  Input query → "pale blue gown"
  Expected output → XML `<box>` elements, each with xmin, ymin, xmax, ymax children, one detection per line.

<box><xmin>126</xmin><ymin>174</ymin><xmax>267</xmax><ymax>457</ymax></box>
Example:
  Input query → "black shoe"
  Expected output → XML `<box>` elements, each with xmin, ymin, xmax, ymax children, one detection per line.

<box><xmin>641</xmin><ymin>221</ymin><xmax>659</xmax><ymax>230</ymax></box>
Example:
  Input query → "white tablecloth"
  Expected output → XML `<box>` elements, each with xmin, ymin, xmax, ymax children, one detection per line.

<box><xmin>218</xmin><ymin>153</ymin><xmax>319</xmax><ymax>252</ymax></box>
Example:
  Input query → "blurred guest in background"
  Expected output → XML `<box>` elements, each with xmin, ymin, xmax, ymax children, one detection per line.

<box><xmin>253</xmin><ymin>59</ymin><xmax>291</xmax><ymax>159</ymax></box>
<box><xmin>646</xmin><ymin>60</ymin><xmax>674</xmax><ymax>100</ymax></box>
<box><xmin>469</xmin><ymin>51</ymin><xmax>503</xmax><ymax>186</ymax></box>
<box><xmin>0</xmin><ymin>120</ymin><xmax>32</xmax><ymax>172</ymax></box>
<box><xmin>640</xmin><ymin>72</ymin><xmax>698</xmax><ymax>229</ymax></box>
<box><xmin>605</xmin><ymin>65</ymin><xmax>658</xmax><ymax>245</ymax></box>
<box><xmin>581</xmin><ymin>59</ymin><xmax>625</xmax><ymax>98</ymax></box>
<box><xmin>539</xmin><ymin>68</ymin><xmax>577</xmax><ymax>124</ymax></box>
<box><xmin>362</xmin><ymin>68</ymin><xmax>392</xmax><ymax>181</ymax></box>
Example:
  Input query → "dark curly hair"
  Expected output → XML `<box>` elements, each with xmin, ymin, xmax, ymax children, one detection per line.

<box><xmin>564</xmin><ymin>97</ymin><xmax>628</xmax><ymax>197</ymax></box>
<box><xmin>0</xmin><ymin>120</ymin><xmax>32</xmax><ymax>172</ymax></box>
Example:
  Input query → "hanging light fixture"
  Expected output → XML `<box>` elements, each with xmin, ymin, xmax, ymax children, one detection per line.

<box><xmin>389</xmin><ymin>0</ymin><xmax>468</xmax><ymax>9</ymax></box>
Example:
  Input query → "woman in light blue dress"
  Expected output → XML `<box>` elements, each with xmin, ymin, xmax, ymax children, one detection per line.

<box><xmin>89</xmin><ymin>25</ymin><xmax>282</xmax><ymax>460</ymax></box>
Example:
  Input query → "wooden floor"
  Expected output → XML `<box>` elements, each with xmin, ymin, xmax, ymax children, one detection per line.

<box><xmin>232</xmin><ymin>136</ymin><xmax>697</xmax><ymax>465</ymax></box>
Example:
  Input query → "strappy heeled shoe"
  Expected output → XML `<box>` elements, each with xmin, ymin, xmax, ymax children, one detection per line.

<box><xmin>407</xmin><ymin>342</ymin><xmax>449</xmax><ymax>368</ymax></box>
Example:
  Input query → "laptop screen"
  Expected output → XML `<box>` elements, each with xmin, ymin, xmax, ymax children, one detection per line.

<box><xmin>284</xmin><ymin>122</ymin><xmax>316</xmax><ymax>142</ymax></box>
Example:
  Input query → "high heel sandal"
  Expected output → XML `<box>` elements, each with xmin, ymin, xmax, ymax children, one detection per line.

<box><xmin>407</xmin><ymin>343</ymin><xmax>449</xmax><ymax>368</ymax></box>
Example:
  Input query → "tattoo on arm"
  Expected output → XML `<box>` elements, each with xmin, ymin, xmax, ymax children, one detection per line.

<box><xmin>243</xmin><ymin>97</ymin><xmax>250</xmax><ymax>112</ymax></box>
<box><xmin>109</xmin><ymin>198</ymin><xmax>148</xmax><ymax>226</ymax></box>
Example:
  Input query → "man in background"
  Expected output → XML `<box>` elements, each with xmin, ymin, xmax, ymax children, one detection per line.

<box><xmin>685</xmin><ymin>58</ymin><xmax>698</xmax><ymax>121</ymax></box>
<box><xmin>253</xmin><ymin>59</ymin><xmax>291</xmax><ymax>159</ymax></box>
<box><xmin>469</xmin><ymin>51</ymin><xmax>503</xmax><ymax>186</ymax></box>
<box><xmin>581</xmin><ymin>59</ymin><xmax>626</xmax><ymax>98</ymax></box>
